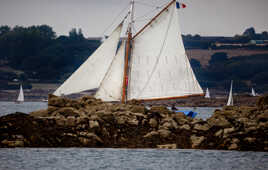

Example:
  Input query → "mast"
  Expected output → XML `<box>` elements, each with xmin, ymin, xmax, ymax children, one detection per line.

<box><xmin>122</xmin><ymin>0</ymin><xmax>134</xmax><ymax>103</ymax></box>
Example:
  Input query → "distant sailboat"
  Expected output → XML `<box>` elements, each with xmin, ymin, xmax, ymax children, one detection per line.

<box><xmin>16</xmin><ymin>84</ymin><xmax>24</xmax><ymax>103</ymax></box>
<box><xmin>54</xmin><ymin>0</ymin><xmax>203</xmax><ymax>102</ymax></box>
<box><xmin>251</xmin><ymin>88</ymin><xmax>256</xmax><ymax>97</ymax></box>
<box><xmin>204</xmin><ymin>88</ymin><xmax>210</xmax><ymax>98</ymax></box>
<box><xmin>227</xmin><ymin>80</ymin><xmax>233</xmax><ymax>106</ymax></box>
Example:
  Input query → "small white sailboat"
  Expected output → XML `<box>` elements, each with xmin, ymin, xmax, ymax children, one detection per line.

<box><xmin>16</xmin><ymin>84</ymin><xmax>24</xmax><ymax>103</ymax></box>
<box><xmin>54</xmin><ymin>0</ymin><xmax>204</xmax><ymax>102</ymax></box>
<box><xmin>204</xmin><ymin>88</ymin><xmax>210</xmax><ymax>98</ymax></box>
<box><xmin>226</xmin><ymin>80</ymin><xmax>233</xmax><ymax>106</ymax></box>
<box><xmin>251</xmin><ymin>87</ymin><xmax>256</xmax><ymax>97</ymax></box>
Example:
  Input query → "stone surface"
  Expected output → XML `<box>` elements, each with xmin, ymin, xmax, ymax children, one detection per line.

<box><xmin>0</xmin><ymin>95</ymin><xmax>267</xmax><ymax>151</ymax></box>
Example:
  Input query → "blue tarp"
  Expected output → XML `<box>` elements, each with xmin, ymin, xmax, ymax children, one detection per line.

<box><xmin>175</xmin><ymin>110</ymin><xmax>198</xmax><ymax>118</ymax></box>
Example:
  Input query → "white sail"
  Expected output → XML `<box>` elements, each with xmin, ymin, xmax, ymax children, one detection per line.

<box><xmin>128</xmin><ymin>2</ymin><xmax>203</xmax><ymax>100</ymax></box>
<box><xmin>17</xmin><ymin>84</ymin><xmax>24</xmax><ymax>102</ymax></box>
<box><xmin>227</xmin><ymin>80</ymin><xmax>233</xmax><ymax>106</ymax></box>
<box><xmin>205</xmin><ymin>88</ymin><xmax>210</xmax><ymax>98</ymax></box>
<box><xmin>53</xmin><ymin>23</ymin><xmax>123</xmax><ymax>96</ymax></box>
<box><xmin>251</xmin><ymin>88</ymin><xmax>256</xmax><ymax>97</ymax></box>
<box><xmin>95</xmin><ymin>40</ymin><xmax>126</xmax><ymax>101</ymax></box>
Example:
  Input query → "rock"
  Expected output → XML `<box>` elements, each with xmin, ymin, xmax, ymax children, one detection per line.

<box><xmin>30</xmin><ymin>109</ymin><xmax>50</xmax><ymax>117</ymax></box>
<box><xmin>89</xmin><ymin>120</ymin><xmax>100</xmax><ymax>130</ymax></box>
<box><xmin>157</xmin><ymin>144</ymin><xmax>177</xmax><ymax>149</ymax></box>
<box><xmin>158</xmin><ymin>129</ymin><xmax>171</xmax><ymax>138</ymax></box>
<box><xmin>161</xmin><ymin>122</ymin><xmax>172</xmax><ymax>130</ymax></box>
<box><xmin>176</xmin><ymin>118</ymin><xmax>189</xmax><ymax>125</ymax></box>
<box><xmin>191</xmin><ymin>135</ymin><xmax>205</xmax><ymax>148</ymax></box>
<box><xmin>191</xmin><ymin>119</ymin><xmax>204</xmax><ymax>125</ymax></box>
<box><xmin>55</xmin><ymin>107</ymin><xmax>80</xmax><ymax>117</ymax></box>
<box><xmin>130</xmin><ymin>105</ymin><xmax>146</xmax><ymax>114</ymax></box>
<box><xmin>150</xmin><ymin>106</ymin><xmax>171</xmax><ymax>117</ymax></box>
<box><xmin>244</xmin><ymin>137</ymin><xmax>256</xmax><ymax>143</ymax></box>
<box><xmin>66</xmin><ymin>116</ymin><xmax>76</xmax><ymax>127</ymax></box>
<box><xmin>143</xmin><ymin>131</ymin><xmax>159</xmax><ymax>139</ymax></box>
<box><xmin>245</xmin><ymin>126</ymin><xmax>257</xmax><ymax>133</ymax></box>
<box><xmin>180</xmin><ymin>124</ymin><xmax>191</xmax><ymax>130</ymax></box>
<box><xmin>228</xmin><ymin>143</ymin><xmax>238</xmax><ymax>150</ymax></box>
<box><xmin>257</xmin><ymin>113</ymin><xmax>268</xmax><ymax>122</ymax></box>
<box><xmin>193</xmin><ymin>124</ymin><xmax>210</xmax><ymax>131</ymax></box>
<box><xmin>173</xmin><ymin>112</ymin><xmax>187</xmax><ymax>122</ymax></box>
<box><xmin>214</xmin><ymin>129</ymin><xmax>223</xmax><ymax>137</ymax></box>
<box><xmin>208</xmin><ymin>117</ymin><xmax>231</xmax><ymax>128</ymax></box>
<box><xmin>223</xmin><ymin>127</ymin><xmax>235</xmax><ymax>135</ymax></box>
<box><xmin>231</xmin><ymin>138</ymin><xmax>240</xmax><ymax>144</ymax></box>
<box><xmin>48</xmin><ymin>94</ymin><xmax>69</xmax><ymax>107</ymax></box>
<box><xmin>55</xmin><ymin>117</ymin><xmax>66</xmax><ymax>126</ymax></box>
<box><xmin>257</xmin><ymin>95</ymin><xmax>268</xmax><ymax>110</ymax></box>
<box><xmin>149</xmin><ymin>118</ymin><xmax>158</xmax><ymax>128</ymax></box>
<box><xmin>2</xmin><ymin>140</ymin><xmax>24</xmax><ymax>147</ymax></box>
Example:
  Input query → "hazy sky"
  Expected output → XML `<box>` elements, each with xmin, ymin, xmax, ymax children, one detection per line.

<box><xmin>0</xmin><ymin>0</ymin><xmax>267</xmax><ymax>37</ymax></box>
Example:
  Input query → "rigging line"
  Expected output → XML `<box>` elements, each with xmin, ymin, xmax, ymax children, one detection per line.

<box><xmin>135</xmin><ymin>7</ymin><xmax>160</xmax><ymax>20</ymax></box>
<box><xmin>136</xmin><ymin>3</ymin><xmax>175</xmax><ymax>98</ymax></box>
<box><xmin>100</xmin><ymin>3</ymin><xmax>130</xmax><ymax>36</ymax></box>
<box><xmin>135</xmin><ymin>1</ymin><xmax>161</xmax><ymax>8</ymax></box>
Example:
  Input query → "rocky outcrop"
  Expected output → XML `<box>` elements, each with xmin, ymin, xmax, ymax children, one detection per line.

<box><xmin>0</xmin><ymin>94</ymin><xmax>267</xmax><ymax>151</ymax></box>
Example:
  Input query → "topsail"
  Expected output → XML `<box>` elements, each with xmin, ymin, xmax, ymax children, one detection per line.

<box><xmin>54</xmin><ymin>0</ymin><xmax>203</xmax><ymax>102</ymax></box>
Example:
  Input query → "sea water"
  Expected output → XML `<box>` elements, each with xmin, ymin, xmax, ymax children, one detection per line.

<box><xmin>0</xmin><ymin>102</ymin><xmax>267</xmax><ymax>170</ymax></box>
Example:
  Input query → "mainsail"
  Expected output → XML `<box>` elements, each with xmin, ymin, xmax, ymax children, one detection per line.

<box><xmin>17</xmin><ymin>84</ymin><xmax>24</xmax><ymax>102</ymax></box>
<box><xmin>205</xmin><ymin>88</ymin><xmax>210</xmax><ymax>98</ymax></box>
<box><xmin>54</xmin><ymin>0</ymin><xmax>203</xmax><ymax>102</ymax></box>
<box><xmin>128</xmin><ymin>1</ymin><xmax>203</xmax><ymax>100</ymax></box>
<box><xmin>53</xmin><ymin>23</ymin><xmax>123</xmax><ymax>96</ymax></box>
<box><xmin>227</xmin><ymin>80</ymin><xmax>233</xmax><ymax>106</ymax></box>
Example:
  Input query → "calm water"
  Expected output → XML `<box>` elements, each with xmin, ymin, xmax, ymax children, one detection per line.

<box><xmin>0</xmin><ymin>148</ymin><xmax>267</xmax><ymax>170</ymax></box>
<box><xmin>0</xmin><ymin>102</ymin><xmax>218</xmax><ymax>120</ymax></box>
<box><xmin>0</xmin><ymin>102</ymin><xmax>267</xmax><ymax>170</ymax></box>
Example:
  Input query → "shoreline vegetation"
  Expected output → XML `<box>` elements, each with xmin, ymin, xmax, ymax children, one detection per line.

<box><xmin>0</xmin><ymin>94</ymin><xmax>267</xmax><ymax>151</ymax></box>
<box><xmin>1</xmin><ymin>25</ymin><xmax>268</xmax><ymax>94</ymax></box>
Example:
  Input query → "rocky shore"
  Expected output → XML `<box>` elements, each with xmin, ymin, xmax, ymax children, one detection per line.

<box><xmin>0</xmin><ymin>94</ymin><xmax>267</xmax><ymax>151</ymax></box>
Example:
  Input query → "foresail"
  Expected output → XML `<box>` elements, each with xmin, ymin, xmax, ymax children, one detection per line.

<box><xmin>95</xmin><ymin>40</ymin><xmax>126</xmax><ymax>101</ymax></box>
<box><xmin>53</xmin><ymin>23</ymin><xmax>123</xmax><ymax>96</ymax></box>
<box><xmin>128</xmin><ymin>2</ymin><xmax>203</xmax><ymax>100</ymax></box>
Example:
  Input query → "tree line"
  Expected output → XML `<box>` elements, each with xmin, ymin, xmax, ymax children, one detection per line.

<box><xmin>191</xmin><ymin>52</ymin><xmax>268</xmax><ymax>93</ymax></box>
<box><xmin>0</xmin><ymin>25</ymin><xmax>100</xmax><ymax>85</ymax></box>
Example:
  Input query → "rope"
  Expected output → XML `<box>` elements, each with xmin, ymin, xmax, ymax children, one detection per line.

<box><xmin>100</xmin><ymin>3</ymin><xmax>130</xmax><ymax>36</ymax></box>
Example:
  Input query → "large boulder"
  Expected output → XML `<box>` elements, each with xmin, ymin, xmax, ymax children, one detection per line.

<box><xmin>257</xmin><ymin>95</ymin><xmax>268</xmax><ymax>110</ymax></box>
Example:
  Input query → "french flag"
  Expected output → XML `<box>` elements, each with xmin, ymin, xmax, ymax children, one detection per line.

<box><xmin>176</xmin><ymin>1</ymin><xmax>186</xmax><ymax>9</ymax></box>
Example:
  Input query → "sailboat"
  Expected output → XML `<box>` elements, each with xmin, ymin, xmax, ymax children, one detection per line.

<box><xmin>251</xmin><ymin>87</ymin><xmax>256</xmax><ymax>97</ymax></box>
<box><xmin>226</xmin><ymin>80</ymin><xmax>233</xmax><ymax>106</ymax></box>
<box><xmin>54</xmin><ymin>0</ymin><xmax>203</xmax><ymax>102</ymax></box>
<box><xmin>16</xmin><ymin>84</ymin><xmax>24</xmax><ymax>103</ymax></box>
<box><xmin>204</xmin><ymin>88</ymin><xmax>210</xmax><ymax>98</ymax></box>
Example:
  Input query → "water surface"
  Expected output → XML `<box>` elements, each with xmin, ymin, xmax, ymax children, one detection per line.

<box><xmin>0</xmin><ymin>148</ymin><xmax>267</xmax><ymax>170</ymax></box>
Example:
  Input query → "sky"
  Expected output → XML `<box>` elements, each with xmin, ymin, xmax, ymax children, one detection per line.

<box><xmin>0</xmin><ymin>0</ymin><xmax>267</xmax><ymax>37</ymax></box>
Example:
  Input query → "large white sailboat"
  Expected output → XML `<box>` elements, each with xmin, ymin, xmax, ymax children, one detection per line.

<box><xmin>227</xmin><ymin>80</ymin><xmax>233</xmax><ymax>106</ymax></box>
<box><xmin>16</xmin><ymin>84</ymin><xmax>24</xmax><ymax>103</ymax></box>
<box><xmin>54</xmin><ymin>0</ymin><xmax>203</xmax><ymax>102</ymax></box>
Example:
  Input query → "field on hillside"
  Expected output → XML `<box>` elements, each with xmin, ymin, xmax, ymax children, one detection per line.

<box><xmin>186</xmin><ymin>49</ymin><xmax>268</xmax><ymax>67</ymax></box>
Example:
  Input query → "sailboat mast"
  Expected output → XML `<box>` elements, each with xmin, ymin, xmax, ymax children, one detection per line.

<box><xmin>122</xmin><ymin>0</ymin><xmax>134</xmax><ymax>103</ymax></box>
